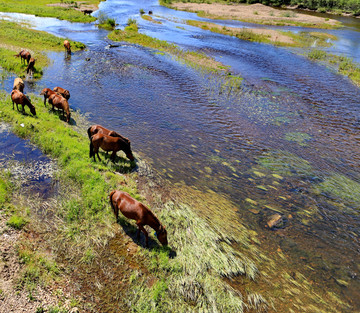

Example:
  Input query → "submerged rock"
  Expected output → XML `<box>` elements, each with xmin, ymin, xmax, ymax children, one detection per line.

<box><xmin>266</xmin><ymin>213</ymin><xmax>283</xmax><ymax>229</ymax></box>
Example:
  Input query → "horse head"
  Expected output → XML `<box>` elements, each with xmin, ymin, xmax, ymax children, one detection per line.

<box><xmin>156</xmin><ymin>225</ymin><xmax>168</xmax><ymax>246</ymax></box>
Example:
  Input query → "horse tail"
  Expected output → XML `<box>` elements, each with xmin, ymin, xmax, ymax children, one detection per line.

<box><xmin>89</xmin><ymin>140</ymin><xmax>94</xmax><ymax>158</ymax></box>
<box><xmin>87</xmin><ymin>126</ymin><xmax>92</xmax><ymax>140</ymax></box>
<box><xmin>109</xmin><ymin>190</ymin><xmax>117</xmax><ymax>218</ymax></box>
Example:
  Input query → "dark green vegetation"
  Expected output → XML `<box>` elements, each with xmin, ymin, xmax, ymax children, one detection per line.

<box><xmin>161</xmin><ymin>0</ymin><xmax>360</xmax><ymax>16</ymax></box>
<box><xmin>108</xmin><ymin>21</ymin><xmax>229</xmax><ymax>73</ymax></box>
<box><xmin>0</xmin><ymin>20</ymin><xmax>85</xmax><ymax>78</ymax></box>
<box><xmin>308</xmin><ymin>49</ymin><xmax>360</xmax><ymax>86</ymax></box>
<box><xmin>0</xmin><ymin>0</ymin><xmax>97</xmax><ymax>23</ymax></box>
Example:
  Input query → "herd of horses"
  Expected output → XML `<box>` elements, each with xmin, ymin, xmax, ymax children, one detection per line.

<box><xmin>9</xmin><ymin>41</ymin><xmax>168</xmax><ymax>247</ymax></box>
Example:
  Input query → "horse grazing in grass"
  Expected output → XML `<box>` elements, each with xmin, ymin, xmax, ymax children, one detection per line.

<box><xmin>109</xmin><ymin>190</ymin><xmax>168</xmax><ymax>247</ymax></box>
<box><xmin>48</xmin><ymin>93</ymin><xmax>71</xmax><ymax>123</ymax></box>
<box><xmin>13</xmin><ymin>78</ymin><xmax>24</xmax><ymax>93</ymax></box>
<box><xmin>90</xmin><ymin>133</ymin><xmax>135</xmax><ymax>162</ymax></box>
<box><xmin>15</xmin><ymin>50</ymin><xmax>31</xmax><ymax>64</ymax></box>
<box><xmin>53</xmin><ymin>86</ymin><xmax>70</xmax><ymax>100</ymax></box>
<box><xmin>87</xmin><ymin>125</ymin><xmax>130</xmax><ymax>143</ymax></box>
<box><xmin>11</xmin><ymin>90</ymin><xmax>36</xmax><ymax>116</ymax></box>
<box><xmin>64</xmin><ymin>40</ymin><xmax>71</xmax><ymax>56</ymax></box>
<box><xmin>26</xmin><ymin>58</ymin><xmax>35</xmax><ymax>75</ymax></box>
<box><xmin>40</xmin><ymin>88</ymin><xmax>58</xmax><ymax>106</ymax></box>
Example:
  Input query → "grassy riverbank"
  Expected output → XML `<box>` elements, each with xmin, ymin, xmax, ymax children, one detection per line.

<box><xmin>0</xmin><ymin>20</ymin><xmax>85</xmax><ymax>78</ymax></box>
<box><xmin>0</xmin><ymin>92</ymin><xmax>264</xmax><ymax>312</ymax></box>
<box><xmin>0</xmin><ymin>0</ymin><xmax>98</xmax><ymax>23</ymax></box>
<box><xmin>308</xmin><ymin>49</ymin><xmax>360</xmax><ymax>86</ymax></box>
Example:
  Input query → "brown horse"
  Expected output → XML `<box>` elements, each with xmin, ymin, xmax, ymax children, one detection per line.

<box><xmin>64</xmin><ymin>40</ymin><xmax>71</xmax><ymax>56</ymax></box>
<box><xmin>90</xmin><ymin>133</ymin><xmax>135</xmax><ymax>162</ymax></box>
<box><xmin>109</xmin><ymin>190</ymin><xmax>168</xmax><ymax>247</ymax></box>
<box><xmin>40</xmin><ymin>88</ymin><xmax>58</xmax><ymax>106</ymax></box>
<box><xmin>53</xmin><ymin>86</ymin><xmax>70</xmax><ymax>100</ymax></box>
<box><xmin>15</xmin><ymin>50</ymin><xmax>31</xmax><ymax>64</ymax></box>
<box><xmin>11</xmin><ymin>90</ymin><xmax>36</xmax><ymax>116</ymax></box>
<box><xmin>87</xmin><ymin>125</ymin><xmax>130</xmax><ymax>143</ymax></box>
<box><xmin>48</xmin><ymin>93</ymin><xmax>71</xmax><ymax>123</ymax></box>
<box><xmin>13</xmin><ymin>78</ymin><xmax>24</xmax><ymax>93</ymax></box>
<box><xmin>26</xmin><ymin>58</ymin><xmax>35</xmax><ymax>75</ymax></box>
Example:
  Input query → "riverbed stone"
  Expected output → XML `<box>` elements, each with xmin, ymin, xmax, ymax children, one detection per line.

<box><xmin>266</xmin><ymin>213</ymin><xmax>283</xmax><ymax>228</ymax></box>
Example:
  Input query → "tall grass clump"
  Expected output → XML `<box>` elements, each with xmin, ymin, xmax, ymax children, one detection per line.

<box><xmin>96</xmin><ymin>11</ymin><xmax>116</xmax><ymax>30</ymax></box>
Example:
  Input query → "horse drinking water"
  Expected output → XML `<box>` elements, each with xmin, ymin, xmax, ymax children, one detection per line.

<box><xmin>109</xmin><ymin>190</ymin><xmax>168</xmax><ymax>247</ymax></box>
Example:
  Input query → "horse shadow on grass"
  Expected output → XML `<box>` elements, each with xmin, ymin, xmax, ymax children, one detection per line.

<box><xmin>116</xmin><ymin>217</ymin><xmax>176</xmax><ymax>257</ymax></box>
<box><xmin>95</xmin><ymin>152</ymin><xmax>136</xmax><ymax>174</ymax></box>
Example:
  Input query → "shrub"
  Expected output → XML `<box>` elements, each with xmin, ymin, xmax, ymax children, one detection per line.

<box><xmin>7</xmin><ymin>214</ymin><xmax>27</xmax><ymax>230</ymax></box>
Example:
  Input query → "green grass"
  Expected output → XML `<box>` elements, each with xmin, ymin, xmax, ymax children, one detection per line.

<box><xmin>0</xmin><ymin>0</ymin><xmax>97</xmax><ymax>23</ymax></box>
<box><xmin>307</xmin><ymin>50</ymin><xmax>360</xmax><ymax>86</ymax></box>
<box><xmin>108</xmin><ymin>23</ymin><xmax>228</xmax><ymax>73</ymax></box>
<box><xmin>0</xmin><ymin>91</ymin><xmax>255</xmax><ymax>311</ymax></box>
<box><xmin>0</xmin><ymin>20</ymin><xmax>85</xmax><ymax>78</ymax></box>
<box><xmin>7</xmin><ymin>214</ymin><xmax>28</xmax><ymax>229</ymax></box>
<box><xmin>96</xmin><ymin>11</ymin><xmax>116</xmax><ymax>30</ymax></box>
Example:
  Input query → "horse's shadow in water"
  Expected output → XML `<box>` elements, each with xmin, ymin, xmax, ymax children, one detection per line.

<box><xmin>116</xmin><ymin>217</ymin><xmax>176</xmax><ymax>257</ymax></box>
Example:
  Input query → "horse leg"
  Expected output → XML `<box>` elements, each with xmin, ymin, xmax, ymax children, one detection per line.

<box><xmin>12</xmin><ymin>100</ymin><xmax>14</xmax><ymax>110</ymax></box>
<box><xmin>22</xmin><ymin>104</ymin><xmax>25</xmax><ymax>113</ymax></box>
<box><xmin>111</xmin><ymin>151</ymin><xmax>116</xmax><ymax>162</ymax></box>
<box><xmin>137</xmin><ymin>223</ymin><xmax>148</xmax><ymax>247</ymax></box>
<box><xmin>95</xmin><ymin>148</ymin><xmax>101</xmax><ymax>162</ymax></box>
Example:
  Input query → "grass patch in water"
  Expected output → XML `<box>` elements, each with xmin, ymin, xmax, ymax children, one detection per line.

<box><xmin>314</xmin><ymin>173</ymin><xmax>360</xmax><ymax>211</ymax></box>
<box><xmin>0</xmin><ymin>0</ymin><xmax>97</xmax><ymax>23</ymax></box>
<box><xmin>285</xmin><ymin>132</ymin><xmax>312</xmax><ymax>146</ymax></box>
<box><xmin>0</xmin><ymin>20</ymin><xmax>85</xmax><ymax>78</ymax></box>
<box><xmin>96</xmin><ymin>11</ymin><xmax>116</xmax><ymax>30</ymax></box>
<box><xmin>141</xmin><ymin>14</ymin><xmax>162</xmax><ymax>24</ymax></box>
<box><xmin>108</xmin><ymin>22</ymin><xmax>228</xmax><ymax>73</ymax></box>
<box><xmin>257</xmin><ymin>150</ymin><xmax>313</xmax><ymax>177</ymax></box>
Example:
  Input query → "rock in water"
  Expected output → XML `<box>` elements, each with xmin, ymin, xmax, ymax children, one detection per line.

<box><xmin>267</xmin><ymin>213</ymin><xmax>283</xmax><ymax>229</ymax></box>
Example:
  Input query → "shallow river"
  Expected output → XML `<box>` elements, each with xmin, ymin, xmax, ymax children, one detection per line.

<box><xmin>0</xmin><ymin>0</ymin><xmax>359</xmax><ymax>310</ymax></box>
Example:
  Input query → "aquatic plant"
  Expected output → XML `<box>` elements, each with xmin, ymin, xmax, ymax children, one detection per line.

<box><xmin>257</xmin><ymin>150</ymin><xmax>313</xmax><ymax>176</ymax></box>
<box><xmin>96</xmin><ymin>11</ymin><xmax>116</xmax><ymax>29</ymax></box>
<box><xmin>315</xmin><ymin>173</ymin><xmax>360</xmax><ymax>210</ymax></box>
<box><xmin>284</xmin><ymin>132</ymin><xmax>312</xmax><ymax>146</ymax></box>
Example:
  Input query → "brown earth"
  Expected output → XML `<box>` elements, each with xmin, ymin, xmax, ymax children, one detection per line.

<box><xmin>172</xmin><ymin>2</ymin><xmax>339</xmax><ymax>27</ymax></box>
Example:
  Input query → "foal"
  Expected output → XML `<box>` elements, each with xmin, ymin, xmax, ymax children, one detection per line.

<box><xmin>109</xmin><ymin>190</ymin><xmax>168</xmax><ymax>247</ymax></box>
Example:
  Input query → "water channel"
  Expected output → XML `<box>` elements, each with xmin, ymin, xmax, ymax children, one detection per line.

<box><xmin>0</xmin><ymin>0</ymin><xmax>359</xmax><ymax>310</ymax></box>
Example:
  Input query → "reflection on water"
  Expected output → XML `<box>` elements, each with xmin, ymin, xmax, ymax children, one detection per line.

<box><xmin>1</xmin><ymin>1</ymin><xmax>360</xmax><ymax>310</ymax></box>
